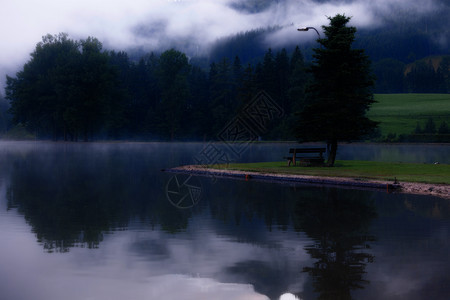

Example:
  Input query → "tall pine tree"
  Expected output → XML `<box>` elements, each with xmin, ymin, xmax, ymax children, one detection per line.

<box><xmin>295</xmin><ymin>15</ymin><xmax>377</xmax><ymax>166</ymax></box>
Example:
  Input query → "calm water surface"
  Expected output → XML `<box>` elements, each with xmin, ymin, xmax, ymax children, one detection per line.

<box><xmin>0</xmin><ymin>141</ymin><xmax>449</xmax><ymax>300</ymax></box>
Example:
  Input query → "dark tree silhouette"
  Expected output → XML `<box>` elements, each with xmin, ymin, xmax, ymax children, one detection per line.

<box><xmin>6</xmin><ymin>33</ymin><xmax>124</xmax><ymax>141</ymax></box>
<box><xmin>295</xmin><ymin>15</ymin><xmax>378</xmax><ymax>166</ymax></box>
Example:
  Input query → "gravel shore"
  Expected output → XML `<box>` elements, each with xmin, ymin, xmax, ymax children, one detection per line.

<box><xmin>167</xmin><ymin>165</ymin><xmax>450</xmax><ymax>200</ymax></box>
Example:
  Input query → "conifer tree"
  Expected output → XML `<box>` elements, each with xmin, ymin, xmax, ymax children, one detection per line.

<box><xmin>295</xmin><ymin>14</ymin><xmax>377</xmax><ymax>166</ymax></box>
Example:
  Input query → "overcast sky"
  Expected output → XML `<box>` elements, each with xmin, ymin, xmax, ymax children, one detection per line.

<box><xmin>0</xmin><ymin>0</ymin><xmax>443</xmax><ymax>90</ymax></box>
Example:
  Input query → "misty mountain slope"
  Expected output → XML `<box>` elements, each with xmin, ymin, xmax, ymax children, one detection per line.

<box><xmin>209</xmin><ymin>1</ymin><xmax>449</xmax><ymax>65</ymax></box>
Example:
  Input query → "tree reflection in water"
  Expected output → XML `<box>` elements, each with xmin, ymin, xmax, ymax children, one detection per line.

<box><xmin>294</xmin><ymin>188</ymin><xmax>377</xmax><ymax>300</ymax></box>
<box><xmin>5</xmin><ymin>149</ymin><xmax>190</xmax><ymax>252</ymax></box>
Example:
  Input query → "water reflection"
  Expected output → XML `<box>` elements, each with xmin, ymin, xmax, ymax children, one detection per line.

<box><xmin>4</xmin><ymin>143</ymin><xmax>195</xmax><ymax>252</ymax></box>
<box><xmin>1</xmin><ymin>142</ymin><xmax>450</xmax><ymax>300</ymax></box>
<box><xmin>294</xmin><ymin>189</ymin><xmax>377</xmax><ymax>299</ymax></box>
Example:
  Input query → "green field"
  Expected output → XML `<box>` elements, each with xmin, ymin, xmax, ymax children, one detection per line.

<box><xmin>212</xmin><ymin>160</ymin><xmax>450</xmax><ymax>184</ymax></box>
<box><xmin>369</xmin><ymin>94</ymin><xmax>450</xmax><ymax>136</ymax></box>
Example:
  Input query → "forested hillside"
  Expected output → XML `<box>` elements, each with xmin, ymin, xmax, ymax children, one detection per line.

<box><xmin>208</xmin><ymin>8</ymin><xmax>449</xmax><ymax>94</ymax></box>
<box><xmin>210</xmin><ymin>26</ymin><xmax>449</xmax><ymax>93</ymax></box>
<box><xmin>207</xmin><ymin>0</ymin><xmax>449</xmax><ymax>93</ymax></box>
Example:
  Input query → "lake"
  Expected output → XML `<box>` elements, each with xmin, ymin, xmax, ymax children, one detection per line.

<box><xmin>0</xmin><ymin>141</ymin><xmax>449</xmax><ymax>300</ymax></box>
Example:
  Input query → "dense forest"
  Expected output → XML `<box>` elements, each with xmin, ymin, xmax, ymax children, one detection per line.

<box><xmin>4</xmin><ymin>33</ymin><xmax>310</xmax><ymax>141</ymax></box>
<box><xmin>2</xmin><ymin>6</ymin><xmax>449</xmax><ymax>142</ymax></box>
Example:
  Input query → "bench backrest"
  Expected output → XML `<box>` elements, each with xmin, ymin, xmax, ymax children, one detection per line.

<box><xmin>289</xmin><ymin>148</ymin><xmax>326</xmax><ymax>154</ymax></box>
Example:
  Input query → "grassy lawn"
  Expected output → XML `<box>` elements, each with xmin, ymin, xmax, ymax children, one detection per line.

<box><xmin>211</xmin><ymin>160</ymin><xmax>450</xmax><ymax>185</ymax></box>
<box><xmin>369</xmin><ymin>94</ymin><xmax>450</xmax><ymax>136</ymax></box>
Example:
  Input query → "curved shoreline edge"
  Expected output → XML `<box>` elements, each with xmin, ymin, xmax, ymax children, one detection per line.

<box><xmin>164</xmin><ymin>165</ymin><xmax>450</xmax><ymax>200</ymax></box>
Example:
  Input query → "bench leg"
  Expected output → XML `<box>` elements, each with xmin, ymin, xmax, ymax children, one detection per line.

<box><xmin>287</xmin><ymin>158</ymin><xmax>296</xmax><ymax>167</ymax></box>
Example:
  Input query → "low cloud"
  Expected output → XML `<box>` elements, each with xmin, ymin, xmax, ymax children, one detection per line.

<box><xmin>0</xmin><ymin>0</ymin><xmax>444</xmax><ymax>89</ymax></box>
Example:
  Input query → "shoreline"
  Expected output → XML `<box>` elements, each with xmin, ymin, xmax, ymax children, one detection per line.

<box><xmin>166</xmin><ymin>165</ymin><xmax>450</xmax><ymax>200</ymax></box>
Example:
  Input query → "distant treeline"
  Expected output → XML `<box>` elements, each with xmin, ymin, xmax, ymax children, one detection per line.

<box><xmin>4</xmin><ymin>33</ymin><xmax>309</xmax><ymax>141</ymax></box>
<box><xmin>382</xmin><ymin>117</ymin><xmax>450</xmax><ymax>143</ymax></box>
<box><xmin>373</xmin><ymin>56</ymin><xmax>450</xmax><ymax>93</ymax></box>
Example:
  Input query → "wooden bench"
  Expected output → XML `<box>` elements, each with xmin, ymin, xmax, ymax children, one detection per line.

<box><xmin>284</xmin><ymin>147</ymin><xmax>326</xmax><ymax>166</ymax></box>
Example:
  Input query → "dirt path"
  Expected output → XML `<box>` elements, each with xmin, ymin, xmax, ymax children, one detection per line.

<box><xmin>169</xmin><ymin>165</ymin><xmax>450</xmax><ymax>200</ymax></box>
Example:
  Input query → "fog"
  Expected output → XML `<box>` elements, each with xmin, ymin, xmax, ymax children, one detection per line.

<box><xmin>0</xmin><ymin>0</ymin><xmax>445</xmax><ymax>89</ymax></box>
